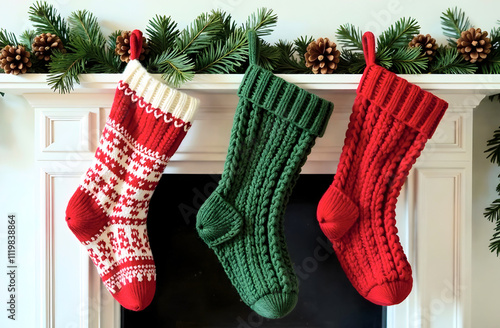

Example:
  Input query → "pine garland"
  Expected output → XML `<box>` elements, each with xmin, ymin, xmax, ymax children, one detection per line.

<box><xmin>0</xmin><ymin>2</ymin><xmax>499</xmax><ymax>94</ymax></box>
<box><xmin>485</xmin><ymin>118</ymin><xmax>500</xmax><ymax>255</ymax></box>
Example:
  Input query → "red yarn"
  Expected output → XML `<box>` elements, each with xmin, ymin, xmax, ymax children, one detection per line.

<box><xmin>317</xmin><ymin>31</ymin><xmax>448</xmax><ymax>306</ymax></box>
<box><xmin>65</xmin><ymin>57</ymin><xmax>198</xmax><ymax>311</ymax></box>
<box><xmin>129</xmin><ymin>29</ymin><xmax>143</xmax><ymax>61</ymax></box>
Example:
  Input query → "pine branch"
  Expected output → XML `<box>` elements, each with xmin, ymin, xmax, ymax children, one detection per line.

<box><xmin>68</xmin><ymin>10</ymin><xmax>105</xmax><ymax>46</ymax></box>
<box><xmin>377</xmin><ymin>17</ymin><xmax>420</xmax><ymax>50</ymax></box>
<box><xmin>490</xmin><ymin>26</ymin><xmax>500</xmax><ymax>48</ymax></box>
<box><xmin>391</xmin><ymin>47</ymin><xmax>428</xmax><ymax>74</ymax></box>
<box><xmin>376</xmin><ymin>47</ymin><xmax>394</xmax><ymax>70</ymax></box>
<box><xmin>273</xmin><ymin>40</ymin><xmax>311</xmax><ymax>74</ymax></box>
<box><xmin>220</xmin><ymin>11</ymin><xmax>237</xmax><ymax>38</ymax></box>
<box><xmin>440</xmin><ymin>7</ymin><xmax>471</xmax><ymax>47</ymax></box>
<box><xmin>107</xmin><ymin>30</ymin><xmax>122</xmax><ymax>51</ymax></box>
<box><xmin>0</xmin><ymin>28</ymin><xmax>18</xmax><ymax>48</ymax></box>
<box><xmin>149</xmin><ymin>49</ymin><xmax>194</xmax><ymax>87</ymax></box>
<box><xmin>243</xmin><ymin>8</ymin><xmax>277</xmax><ymax>37</ymax></box>
<box><xmin>85</xmin><ymin>43</ymin><xmax>121</xmax><ymax>73</ymax></box>
<box><xmin>490</xmin><ymin>93</ymin><xmax>500</xmax><ymax>102</ymax></box>
<box><xmin>19</xmin><ymin>30</ymin><xmax>37</xmax><ymax>50</ymax></box>
<box><xmin>294</xmin><ymin>35</ymin><xmax>314</xmax><ymax>63</ymax></box>
<box><xmin>485</xmin><ymin>198</ymin><xmax>500</xmax><ymax>223</ymax></box>
<box><xmin>257</xmin><ymin>39</ymin><xmax>279</xmax><ymax>71</ymax></box>
<box><xmin>28</xmin><ymin>1</ymin><xmax>69</xmax><ymax>44</ymax></box>
<box><xmin>337</xmin><ymin>49</ymin><xmax>365</xmax><ymax>74</ymax></box>
<box><xmin>194</xmin><ymin>28</ymin><xmax>248</xmax><ymax>74</ymax></box>
<box><xmin>47</xmin><ymin>48</ymin><xmax>86</xmax><ymax>93</ymax></box>
<box><xmin>489</xmin><ymin>220</ymin><xmax>500</xmax><ymax>256</ymax></box>
<box><xmin>480</xmin><ymin>50</ymin><xmax>500</xmax><ymax>74</ymax></box>
<box><xmin>146</xmin><ymin>15</ymin><xmax>179</xmax><ymax>57</ymax></box>
<box><xmin>336</xmin><ymin>23</ymin><xmax>363</xmax><ymax>51</ymax></box>
<box><xmin>485</xmin><ymin>126</ymin><xmax>500</xmax><ymax>165</ymax></box>
<box><xmin>176</xmin><ymin>10</ymin><xmax>223</xmax><ymax>54</ymax></box>
<box><xmin>430</xmin><ymin>47</ymin><xmax>477</xmax><ymax>74</ymax></box>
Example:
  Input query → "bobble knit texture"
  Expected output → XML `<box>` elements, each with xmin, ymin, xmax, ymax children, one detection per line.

<box><xmin>65</xmin><ymin>50</ymin><xmax>199</xmax><ymax>311</ymax></box>
<box><xmin>317</xmin><ymin>32</ymin><xmax>448</xmax><ymax>306</ymax></box>
<box><xmin>196</xmin><ymin>31</ymin><xmax>333</xmax><ymax>319</ymax></box>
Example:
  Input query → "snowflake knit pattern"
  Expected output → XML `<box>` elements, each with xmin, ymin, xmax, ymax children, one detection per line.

<box><xmin>196</xmin><ymin>31</ymin><xmax>334</xmax><ymax>319</ymax></box>
<box><xmin>65</xmin><ymin>30</ymin><xmax>199</xmax><ymax>311</ymax></box>
<box><xmin>317</xmin><ymin>32</ymin><xmax>448</xmax><ymax>305</ymax></box>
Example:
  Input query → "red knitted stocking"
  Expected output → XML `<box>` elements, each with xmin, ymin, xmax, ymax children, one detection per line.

<box><xmin>317</xmin><ymin>32</ymin><xmax>448</xmax><ymax>305</ymax></box>
<box><xmin>65</xmin><ymin>30</ymin><xmax>198</xmax><ymax>311</ymax></box>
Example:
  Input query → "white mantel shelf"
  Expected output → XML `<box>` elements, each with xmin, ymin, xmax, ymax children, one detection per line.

<box><xmin>8</xmin><ymin>73</ymin><xmax>499</xmax><ymax>328</ymax></box>
<box><xmin>1</xmin><ymin>73</ymin><xmax>500</xmax><ymax>94</ymax></box>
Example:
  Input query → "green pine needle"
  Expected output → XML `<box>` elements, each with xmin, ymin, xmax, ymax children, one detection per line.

<box><xmin>176</xmin><ymin>10</ymin><xmax>223</xmax><ymax>54</ymax></box>
<box><xmin>338</xmin><ymin>49</ymin><xmax>365</xmax><ymax>74</ymax></box>
<box><xmin>485</xmin><ymin>126</ymin><xmax>500</xmax><ymax>165</ymax></box>
<box><xmin>47</xmin><ymin>49</ymin><xmax>86</xmax><ymax>93</ymax></box>
<box><xmin>28</xmin><ymin>1</ymin><xmax>69</xmax><ymax>44</ymax></box>
<box><xmin>0</xmin><ymin>91</ymin><xmax>4</xmax><ymax>97</ymax></box>
<box><xmin>430</xmin><ymin>47</ymin><xmax>477</xmax><ymax>74</ymax></box>
<box><xmin>273</xmin><ymin>40</ymin><xmax>311</xmax><ymax>74</ymax></box>
<box><xmin>336</xmin><ymin>23</ymin><xmax>363</xmax><ymax>51</ymax></box>
<box><xmin>19</xmin><ymin>30</ymin><xmax>37</xmax><ymax>50</ymax></box>
<box><xmin>391</xmin><ymin>47</ymin><xmax>428</xmax><ymax>74</ymax></box>
<box><xmin>294</xmin><ymin>35</ymin><xmax>314</xmax><ymax>62</ymax></box>
<box><xmin>489</xmin><ymin>222</ymin><xmax>500</xmax><ymax>256</ymax></box>
<box><xmin>68</xmin><ymin>10</ymin><xmax>105</xmax><ymax>46</ymax></box>
<box><xmin>243</xmin><ymin>8</ymin><xmax>277</xmax><ymax>37</ymax></box>
<box><xmin>485</xmin><ymin>198</ymin><xmax>500</xmax><ymax>223</ymax></box>
<box><xmin>376</xmin><ymin>47</ymin><xmax>394</xmax><ymax>70</ymax></box>
<box><xmin>195</xmin><ymin>28</ymin><xmax>248</xmax><ymax>74</ymax></box>
<box><xmin>146</xmin><ymin>15</ymin><xmax>179</xmax><ymax>57</ymax></box>
<box><xmin>107</xmin><ymin>30</ymin><xmax>122</xmax><ymax>51</ymax></box>
<box><xmin>490</xmin><ymin>26</ymin><xmax>500</xmax><ymax>48</ymax></box>
<box><xmin>377</xmin><ymin>17</ymin><xmax>420</xmax><ymax>50</ymax></box>
<box><xmin>220</xmin><ymin>11</ymin><xmax>237</xmax><ymax>38</ymax></box>
<box><xmin>0</xmin><ymin>28</ymin><xmax>18</xmax><ymax>48</ymax></box>
<box><xmin>480</xmin><ymin>50</ymin><xmax>500</xmax><ymax>74</ymax></box>
<box><xmin>149</xmin><ymin>49</ymin><xmax>195</xmax><ymax>87</ymax></box>
<box><xmin>257</xmin><ymin>39</ymin><xmax>279</xmax><ymax>71</ymax></box>
<box><xmin>440</xmin><ymin>7</ymin><xmax>471</xmax><ymax>46</ymax></box>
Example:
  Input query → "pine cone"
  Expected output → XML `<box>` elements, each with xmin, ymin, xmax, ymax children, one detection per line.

<box><xmin>0</xmin><ymin>45</ymin><xmax>32</xmax><ymax>75</ymax></box>
<box><xmin>457</xmin><ymin>27</ymin><xmax>492</xmax><ymax>63</ymax></box>
<box><xmin>115</xmin><ymin>31</ymin><xmax>150</xmax><ymax>62</ymax></box>
<box><xmin>32</xmin><ymin>33</ymin><xmax>65</xmax><ymax>61</ymax></box>
<box><xmin>304</xmin><ymin>37</ymin><xmax>340</xmax><ymax>74</ymax></box>
<box><xmin>409</xmin><ymin>34</ymin><xmax>438</xmax><ymax>61</ymax></box>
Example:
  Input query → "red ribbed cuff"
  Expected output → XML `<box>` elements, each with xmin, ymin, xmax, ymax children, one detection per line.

<box><xmin>357</xmin><ymin>65</ymin><xmax>448</xmax><ymax>139</ymax></box>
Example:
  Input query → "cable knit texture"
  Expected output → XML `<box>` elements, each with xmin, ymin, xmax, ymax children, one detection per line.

<box><xmin>65</xmin><ymin>30</ymin><xmax>199</xmax><ymax>312</ymax></box>
<box><xmin>317</xmin><ymin>32</ymin><xmax>448</xmax><ymax>306</ymax></box>
<box><xmin>196</xmin><ymin>31</ymin><xmax>333</xmax><ymax>319</ymax></box>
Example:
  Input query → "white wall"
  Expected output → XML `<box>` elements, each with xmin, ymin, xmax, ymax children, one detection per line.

<box><xmin>0</xmin><ymin>0</ymin><xmax>499</xmax><ymax>327</ymax></box>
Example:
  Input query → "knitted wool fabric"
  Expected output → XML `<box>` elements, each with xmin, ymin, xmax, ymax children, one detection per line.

<box><xmin>196</xmin><ymin>31</ymin><xmax>333</xmax><ymax>319</ymax></box>
<box><xmin>65</xmin><ymin>30</ymin><xmax>198</xmax><ymax>311</ymax></box>
<box><xmin>317</xmin><ymin>32</ymin><xmax>448</xmax><ymax>305</ymax></box>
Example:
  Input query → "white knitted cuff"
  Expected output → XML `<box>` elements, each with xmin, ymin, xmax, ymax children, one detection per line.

<box><xmin>121</xmin><ymin>60</ymin><xmax>199</xmax><ymax>124</ymax></box>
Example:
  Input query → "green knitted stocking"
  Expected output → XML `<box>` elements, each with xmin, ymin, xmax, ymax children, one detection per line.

<box><xmin>196</xmin><ymin>31</ymin><xmax>333</xmax><ymax>319</ymax></box>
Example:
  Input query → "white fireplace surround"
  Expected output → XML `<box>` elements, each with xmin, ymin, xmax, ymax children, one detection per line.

<box><xmin>2</xmin><ymin>73</ymin><xmax>500</xmax><ymax>328</ymax></box>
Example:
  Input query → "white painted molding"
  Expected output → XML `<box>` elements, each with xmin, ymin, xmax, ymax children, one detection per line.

<box><xmin>19</xmin><ymin>76</ymin><xmax>497</xmax><ymax>328</ymax></box>
<box><xmin>1</xmin><ymin>73</ymin><xmax>500</xmax><ymax>94</ymax></box>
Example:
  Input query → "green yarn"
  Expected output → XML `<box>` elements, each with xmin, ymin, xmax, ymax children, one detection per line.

<box><xmin>196</xmin><ymin>31</ymin><xmax>333</xmax><ymax>319</ymax></box>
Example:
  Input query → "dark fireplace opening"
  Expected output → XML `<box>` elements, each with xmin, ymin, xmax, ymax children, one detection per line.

<box><xmin>122</xmin><ymin>174</ymin><xmax>384</xmax><ymax>328</ymax></box>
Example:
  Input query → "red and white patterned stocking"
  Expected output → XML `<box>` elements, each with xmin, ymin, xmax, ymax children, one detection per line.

<box><xmin>65</xmin><ymin>30</ymin><xmax>198</xmax><ymax>311</ymax></box>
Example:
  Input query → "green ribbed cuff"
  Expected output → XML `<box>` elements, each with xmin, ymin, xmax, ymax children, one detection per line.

<box><xmin>237</xmin><ymin>65</ymin><xmax>334</xmax><ymax>137</ymax></box>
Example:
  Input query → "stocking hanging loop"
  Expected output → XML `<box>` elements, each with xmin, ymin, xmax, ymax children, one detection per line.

<box><xmin>362</xmin><ymin>31</ymin><xmax>376</xmax><ymax>66</ymax></box>
<box><xmin>247</xmin><ymin>30</ymin><xmax>259</xmax><ymax>66</ymax></box>
<box><xmin>129</xmin><ymin>29</ymin><xmax>143</xmax><ymax>61</ymax></box>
